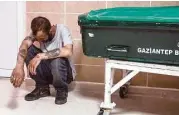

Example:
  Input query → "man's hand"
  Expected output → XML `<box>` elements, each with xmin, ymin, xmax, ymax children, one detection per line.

<box><xmin>10</xmin><ymin>67</ymin><xmax>25</xmax><ymax>88</ymax></box>
<box><xmin>10</xmin><ymin>35</ymin><xmax>34</xmax><ymax>88</ymax></box>
<box><xmin>28</xmin><ymin>54</ymin><xmax>42</xmax><ymax>75</ymax></box>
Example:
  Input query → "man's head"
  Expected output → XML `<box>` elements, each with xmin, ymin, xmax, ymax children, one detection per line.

<box><xmin>31</xmin><ymin>16</ymin><xmax>52</xmax><ymax>42</ymax></box>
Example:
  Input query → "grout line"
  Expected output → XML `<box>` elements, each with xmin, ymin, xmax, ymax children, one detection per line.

<box><xmin>74</xmin><ymin>64</ymin><xmax>104</xmax><ymax>67</ymax></box>
<box><xmin>146</xmin><ymin>73</ymin><xmax>149</xmax><ymax>87</ymax></box>
<box><xmin>64</xmin><ymin>1</ymin><xmax>66</xmax><ymax>24</ymax></box>
<box><xmin>150</xmin><ymin>1</ymin><xmax>152</xmax><ymax>7</ymax></box>
<box><xmin>26</xmin><ymin>12</ymin><xmax>82</xmax><ymax>15</ymax></box>
<box><xmin>27</xmin><ymin>12</ymin><xmax>62</xmax><ymax>14</ymax></box>
<box><xmin>106</xmin><ymin>0</ymin><xmax>108</xmax><ymax>8</ymax></box>
<box><xmin>66</xmin><ymin>13</ymin><xmax>82</xmax><ymax>15</ymax></box>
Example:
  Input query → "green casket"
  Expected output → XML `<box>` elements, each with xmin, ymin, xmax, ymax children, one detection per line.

<box><xmin>78</xmin><ymin>6</ymin><xmax>179</xmax><ymax>65</ymax></box>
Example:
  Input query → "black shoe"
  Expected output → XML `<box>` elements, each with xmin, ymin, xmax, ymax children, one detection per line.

<box><xmin>25</xmin><ymin>86</ymin><xmax>50</xmax><ymax>101</ymax></box>
<box><xmin>55</xmin><ymin>89</ymin><xmax>68</xmax><ymax>105</ymax></box>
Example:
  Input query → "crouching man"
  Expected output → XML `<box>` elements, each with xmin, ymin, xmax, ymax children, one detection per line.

<box><xmin>10</xmin><ymin>16</ymin><xmax>76</xmax><ymax>105</ymax></box>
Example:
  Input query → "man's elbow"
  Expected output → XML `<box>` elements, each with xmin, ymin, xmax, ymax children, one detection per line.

<box><xmin>62</xmin><ymin>46</ymin><xmax>73</xmax><ymax>57</ymax></box>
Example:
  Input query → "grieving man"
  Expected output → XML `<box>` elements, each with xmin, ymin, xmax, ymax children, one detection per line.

<box><xmin>10</xmin><ymin>16</ymin><xmax>76</xmax><ymax>105</ymax></box>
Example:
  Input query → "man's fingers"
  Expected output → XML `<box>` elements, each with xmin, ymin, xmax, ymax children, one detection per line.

<box><xmin>31</xmin><ymin>64</ymin><xmax>35</xmax><ymax>75</ymax></box>
<box><xmin>17</xmin><ymin>78</ymin><xmax>23</xmax><ymax>87</ymax></box>
<box><xmin>10</xmin><ymin>71</ymin><xmax>15</xmax><ymax>84</ymax></box>
<box><xmin>10</xmin><ymin>75</ymin><xmax>16</xmax><ymax>87</ymax></box>
<box><xmin>13</xmin><ymin>77</ymin><xmax>17</xmax><ymax>87</ymax></box>
<box><xmin>28</xmin><ymin>64</ymin><xmax>32</xmax><ymax>75</ymax></box>
<box><xmin>32</xmin><ymin>65</ymin><xmax>36</xmax><ymax>75</ymax></box>
<box><xmin>15</xmin><ymin>77</ymin><xmax>20</xmax><ymax>87</ymax></box>
<box><xmin>16</xmin><ymin>78</ymin><xmax>20</xmax><ymax>87</ymax></box>
<box><xmin>29</xmin><ymin>64</ymin><xmax>33</xmax><ymax>75</ymax></box>
<box><xmin>29</xmin><ymin>64</ymin><xmax>32</xmax><ymax>75</ymax></box>
<box><xmin>10</xmin><ymin>76</ymin><xmax>13</xmax><ymax>83</ymax></box>
<box><xmin>33</xmin><ymin>63</ymin><xmax>38</xmax><ymax>75</ymax></box>
<box><xmin>28</xmin><ymin>59</ymin><xmax>40</xmax><ymax>75</ymax></box>
<box><xmin>32</xmin><ymin>61</ymin><xmax>37</xmax><ymax>75</ymax></box>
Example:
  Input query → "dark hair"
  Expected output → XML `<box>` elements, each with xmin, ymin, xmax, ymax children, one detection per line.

<box><xmin>31</xmin><ymin>16</ymin><xmax>51</xmax><ymax>36</ymax></box>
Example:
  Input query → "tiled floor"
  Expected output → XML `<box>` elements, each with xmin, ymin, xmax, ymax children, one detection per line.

<box><xmin>1</xmin><ymin>78</ymin><xmax>179</xmax><ymax>115</ymax></box>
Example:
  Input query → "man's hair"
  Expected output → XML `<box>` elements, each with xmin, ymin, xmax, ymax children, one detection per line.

<box><xmin>31</xmin><ymin>16</ymin><xmax>51</xmax><ymax>36</ymax></box>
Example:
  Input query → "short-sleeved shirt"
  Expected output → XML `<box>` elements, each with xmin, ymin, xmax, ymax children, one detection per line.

<box><xmin>30</xmin><ymin>24</ymin><xmax>76</xmax><ymax>79</ymax></box>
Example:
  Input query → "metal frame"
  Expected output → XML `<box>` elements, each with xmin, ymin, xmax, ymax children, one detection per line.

<box><xmin>99</xmin><ymin>59</ymin><xmax>179</xmax><ymax>114</ymax></box>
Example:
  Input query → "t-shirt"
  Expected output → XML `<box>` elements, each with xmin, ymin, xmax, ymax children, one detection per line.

<box><xmin>29</xmin><ymin>24</ymin><xmax>76</xmax><ymax>79</ymax></box>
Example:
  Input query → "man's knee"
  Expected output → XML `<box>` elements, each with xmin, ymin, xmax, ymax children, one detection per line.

<box><xmin>51</xmin><ymin>57</ymin><xmax>67</xmax><ymax>65</ymax></box>
<box><xmin>51</xmin><ymin>58</ymin><xmax>68</xmax><ymax>70</ymax></box>
<box><xmin>50</xmin><ymin>58</ymin><xmax>68</xmax><ymax>82</ymax></box>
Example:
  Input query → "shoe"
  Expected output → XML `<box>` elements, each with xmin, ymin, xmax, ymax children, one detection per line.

<box><xmin>25</xmin><ymin>86</ymin><xmax>50</xmax><ymax>101</ymax></box>
<box><xmin>55</xmin><ymin>89</ymin><xmax>68</xmax><ymax>105</ymax></box>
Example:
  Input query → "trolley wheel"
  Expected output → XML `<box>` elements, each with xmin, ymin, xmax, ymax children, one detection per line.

<box><xmin>97</xmin><ymin>109</ymin><xmax>104</xmax><ymax>115</ymax></box>
<box><xmin>97</xmin><ymin>109</ymin><xmax>111</xmax><ymax>115</ymax></box>
<box><xmin>119</xmin><ymin>84</ymin><xmax>129</xmax><ymax>98</ymax></box>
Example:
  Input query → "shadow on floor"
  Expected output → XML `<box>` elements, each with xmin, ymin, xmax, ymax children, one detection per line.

<box><xmin>6</xmin><ymin>89</ymin><xmax>19</xmax><ymax>110</ymax></box>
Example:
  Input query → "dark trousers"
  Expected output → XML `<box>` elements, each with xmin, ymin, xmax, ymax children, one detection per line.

<box><xmin>25</xmin><ymin>45</ymin><xmax>73</xmax><ymax>92</ymax></box>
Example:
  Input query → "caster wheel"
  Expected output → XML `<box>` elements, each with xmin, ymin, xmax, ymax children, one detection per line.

<box><xmin>97</xmin><ymin>109</ymin><xmax>111</xmax><ymax>115</ymax></box>
<box><xmin>119</xmin><ymin>84</ymin><xmax>129</xmax><ymax>98</ymax></box>
<box><xmin>97</xmin><ymin>109</ymin><xmax>104</xmax><ymax>115</ymax></box>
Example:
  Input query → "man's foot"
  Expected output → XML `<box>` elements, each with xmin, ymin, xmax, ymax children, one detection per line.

<box><xmin>25</xmin><ymin>86</ymin><xmax>50</xmax><ymax>101</ymax></box>
<box><xmin>55</xmin><ymin>89</ymin><xmax>68</xmax><ymax>105</ymax></box>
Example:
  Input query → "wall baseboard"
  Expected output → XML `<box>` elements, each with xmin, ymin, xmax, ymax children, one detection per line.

<box><xmin>0</xmin><ymin>69</ymin><xmax>12</xmax><ymax>77</ymax></box>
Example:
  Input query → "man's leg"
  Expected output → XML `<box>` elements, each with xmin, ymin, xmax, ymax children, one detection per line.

<box><xmin>50</xmin><ymin>57</ymin><xmax>71</xmax><ymax>105</ymax></box>
<box><xmin>24</xmin><ymin>45</ymin><xmax>52</xmax><ymax>101</ymax></box>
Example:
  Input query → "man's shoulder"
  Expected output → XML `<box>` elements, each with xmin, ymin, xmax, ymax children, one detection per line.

<box><xmin>57</xmin><ymin>24</ymin><xmax>69</xmax><ymax>30</ymax></box>
<box><xmin>24</xmin><ymin>34</ymin><xmax>35</xmax><ymax>42</ymax></box>
<box><xmin>56</xmin><ymin>24</ymin><xmax>67</xmax><ymax>27</ymax></box>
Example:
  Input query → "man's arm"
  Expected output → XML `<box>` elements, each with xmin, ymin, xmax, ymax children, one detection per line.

<box><xmin>16</xmin><ymin>36</ymin><xmax>34</xmax><ymax>68</ymax></box>
<box><xmin>37</xmin><ymin>44</ymin><xmax>73</xmax><ymax>60</ymax></box>
<box><xmin>38</xmin><ymin>25</ymin><xmax>73</xmax><ymax>60</ymax></box>
<box><xmin>11</xmin><ymin>35</ymin><xmax>35</xmax><ymax>87</ymax></box>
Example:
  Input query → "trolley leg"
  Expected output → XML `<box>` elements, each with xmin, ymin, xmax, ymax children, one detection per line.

<box><xmin>111</xmin><ymin>68</ymin><xmax>115</xmax><ymax>87</ymax></box>
<box><xmin>99</xmin><ymin>61</ymin><xmax>116</xmax><ymax>115</ymax></box>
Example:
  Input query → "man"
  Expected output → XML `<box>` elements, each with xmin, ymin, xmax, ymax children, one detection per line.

<box><xmin>10</xmin><ymin>16</ymin><xmax>76</xmax><ymax>105</ymax></box>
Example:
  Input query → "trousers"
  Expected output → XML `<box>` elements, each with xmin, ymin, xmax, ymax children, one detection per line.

<box><xmin>25</xmin><ymin>45</ymin><xmax>73</xmax><ymax>91</ymax></box>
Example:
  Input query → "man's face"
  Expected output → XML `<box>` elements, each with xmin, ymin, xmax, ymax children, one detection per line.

<box><xmin>35</xmin><ymin>31</ymin><xmax>49</xmax><ymax>43</ymax></box>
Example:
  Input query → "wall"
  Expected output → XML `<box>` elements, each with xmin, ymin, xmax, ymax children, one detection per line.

<box><xmin>26</xmin><ymin>1</ymin><xmax>179</xmax><ymax>89</ymax></box>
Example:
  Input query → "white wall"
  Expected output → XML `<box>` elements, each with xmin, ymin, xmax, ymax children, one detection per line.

<box><xmin>0</xmin><ymin>2</ymin><xmax>26</xmax><ymax>77</ymax></box>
